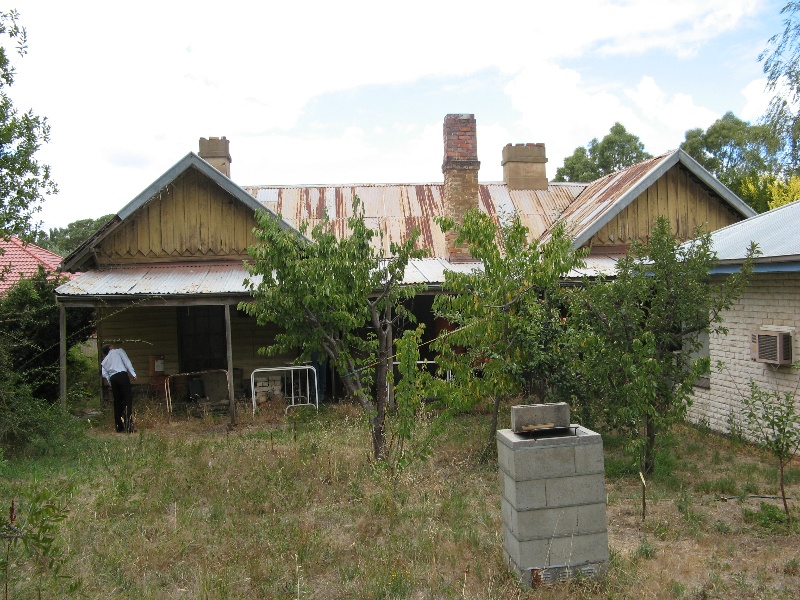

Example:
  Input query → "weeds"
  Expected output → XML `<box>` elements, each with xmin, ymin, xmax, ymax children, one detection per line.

<box><xmin>1</xmin><ymin>486</ymin><xmax>76</xmax><ymax>598</ymax></box>
<box><xmin>742</xmin><ymin>502</ymin><xmax>800</xmax><ymax>535</ymax></box>
<box><xmin>0</xmin><ymin>407</ymin><xmax>798</xmax><ymax>598</ymax></box>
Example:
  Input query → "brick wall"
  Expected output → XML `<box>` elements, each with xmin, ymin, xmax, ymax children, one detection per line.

<box><xmin>688</xmin><ymin>271</ymin><xmax>800</xmax><ymax>436</ymax></box>
<box><xmin>442</xmin><ymin>114</ymin><xmax>480</xmax><ymax>262</ymax></box>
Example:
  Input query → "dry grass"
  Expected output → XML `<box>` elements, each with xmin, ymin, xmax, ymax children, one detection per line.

<box><xmin>2</xmin><ymin>397</ymin><xmax>799</xmax><ymax>598</ymax></box>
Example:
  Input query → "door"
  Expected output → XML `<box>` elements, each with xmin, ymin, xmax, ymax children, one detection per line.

<box><xmin>177</xmin><ymin>305</ymin><xmax>227</xmax><ymax>373</ymax></box>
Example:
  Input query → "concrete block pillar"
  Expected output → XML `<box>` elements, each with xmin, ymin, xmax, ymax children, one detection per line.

<box><xmin>497</xmin><ymin>424</ymin><xmax>609</xmax><ymax>586</ymax></box>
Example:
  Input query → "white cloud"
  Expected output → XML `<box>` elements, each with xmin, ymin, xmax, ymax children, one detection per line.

<box><xmin>8</xmin><ymin>0</ymin><xmax>777</xmax><ymax>228</ymax></box>
<box><xmin>740</xmin><ymin>78</ymin><xmax>772</xmax><ymax>122</ymax></box>
<box><xmin>624</xmin><ymin>76</ymin><xmax>719</xmax><ymax>149</ymax></box>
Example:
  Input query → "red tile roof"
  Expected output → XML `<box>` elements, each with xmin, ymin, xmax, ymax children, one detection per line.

<box><xmin>0</xmin><ymin>236</ymin><xmax>67</xmax><ymax>294</ymax></box>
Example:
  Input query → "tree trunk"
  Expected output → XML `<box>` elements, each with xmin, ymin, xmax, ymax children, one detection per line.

<box><xmin>780</xmin><ymin>459</ymin><xmax>790</xmax><ymax>520</ymax></box>
<box><xmin>370</xmin><ymin>308</ymin><xmax>392</xmax><ymax>461</ymax></box>
<box><xmin>643</xmin><ymin>414</ymin><xmax>656</xmax><ymax>476</ymax></box>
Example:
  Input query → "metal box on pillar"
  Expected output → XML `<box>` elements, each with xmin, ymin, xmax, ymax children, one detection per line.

<box><xmin>497</xmin><ymin>403</ymin><xmax>609</xmax><ymax>586</ymax></box>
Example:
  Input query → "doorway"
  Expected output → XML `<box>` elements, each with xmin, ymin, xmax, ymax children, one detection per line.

<box><xmin>177</xmin><ymin>305</ymin><xmax>227</xmax><ymax>373</ymax></box>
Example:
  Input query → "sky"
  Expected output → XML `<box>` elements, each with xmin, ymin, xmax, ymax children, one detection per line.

<box><xmin>6</xmin><ymin>0</ymin><xmax>788</xmax><ymax>230</ymax></box>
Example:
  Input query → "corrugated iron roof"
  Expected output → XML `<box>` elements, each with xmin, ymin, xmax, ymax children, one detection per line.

<box><xmin>55</xmin><ymin>262</ymin><xmax>260</xmax><ymax>298</ymax></box>
<box><xmin>241</xmin><ymin>182</ymin><xmax>585</xmax><ymax>258</ymax></box>
<box><xmin>543</xmin><ymin>153</ymin><xmax>676</xmax><ymax>246</ymax></box>
<box><xmin>55</xmin><ymin>258</ymin><xmax>491</xmax><ymax>298</ymax></box>
<box><xmin>546</xmin><ymin>150</ymin><xmax>756</xmax><ymax>248</ymax></box>
<box><xmin>708</xmin><ymin>200</ymin><xmax>800</xmax><ymax>264</ymax></box>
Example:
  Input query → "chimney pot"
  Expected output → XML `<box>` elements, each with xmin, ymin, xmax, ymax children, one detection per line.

<box><xmin>502</xmin><ymin>143</ymin><xmax>548</xmax><ymax>190</ymax></box>
<box><xmin>199</xmin><ymin>136</ymin><xmax>232</xmax><ymax>178</ymax></box>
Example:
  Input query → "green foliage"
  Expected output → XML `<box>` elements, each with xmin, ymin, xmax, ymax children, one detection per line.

<box><xmin>0</xmin><ymin>364</ymin><xmax>85</xmax><ymax>458</ymax></box>
<box><xmin>554</xmin><ymin>122</ymin><xmax>652</xmax><ymax>182</ymax></box>
<box><xmin>570</xmin><ymin>217</ymin><xmax>755</xmax><ymax>474</ymax></box>
<box><xmin>0</xmin><ymin>10</ymin><xmax>56</xmax><ymax>239</ymax></box>
<box><xmin>766</xmin><ymin>173</ymin><xmax>800</xmax><ymax>209</ymax></box>
<box><xmin>742</xmin><ymin>501</ymin><xmax>799</xmax><ymax>535</ymax></box>
<box><xmin>30</xmin><ymin>214</ymin><xmax>114</xmax><ymax>257</ymax></box>
<box><xmin>680</xmin><ymin>112</ymin><xmax>780</xmax><ymax>213</ymax></box>
<box><xmin>381</xmin><ymin>326</ymin><xmax>440</xmax><ymax>477</ymax></box>
<box><xmin>431</xmin><ymin>212</ymin><xmax>585</xmax><ymax>443</ymax></box>
<box><xmin>759</xmin><ymin>2</ymin><xmax>800</xmax><ymax>176</ymax></box>
<box><xmin>243</xmin><ymin>196</ymin><xmax>427</xmax><ymax>459</ymax></box>
<box><xmin>0</xmin><ymin>266</ymin><xmax>95</xmax><ymax>402</ymax></box>
<box><xmin>1</xmin><ymin>486</ymin><xmax>75</xmax><ymax>597</ymax></box>
<box><xmin>742</xmin><ymin>381</ymin><xmax>800</xmax><ymax>520</ymax></box>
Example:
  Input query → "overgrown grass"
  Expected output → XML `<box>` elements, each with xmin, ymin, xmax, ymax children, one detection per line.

<box><xmin>1</xmin><ymin>398</ymin><xmax>799</xmax><ymax>598</ymax></box>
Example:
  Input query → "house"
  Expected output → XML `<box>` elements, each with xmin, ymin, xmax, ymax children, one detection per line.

<box><xmin>54</xmin><ymin>114</ymin><xmax>756</xmax><ymax>415</ymax></box>
<box><xmin>0</xmin><ymin>236</ymin><xmax>65</xmax><ymax>295</ymax></box>
<box><xmin>687</xmin><ymin>201</ymin><xmax>800</xmax><ymax>435</ymax></box>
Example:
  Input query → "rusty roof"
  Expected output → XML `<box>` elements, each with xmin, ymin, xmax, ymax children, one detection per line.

<box><xmin>56</xmin><ymin>148</ymin><xmax>757</xmax><ymax>301</ymax></box>
<box><xmin>241</xmin><ymin>182</ymin><xmax>585</xmax><ymax>258</ymax></box>
<box><xmin>544</xmin><ymin>150</ymin><xmax>755</xmax><ymax>247</ymax></box>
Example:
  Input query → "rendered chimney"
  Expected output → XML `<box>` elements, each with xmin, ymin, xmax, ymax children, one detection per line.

<box><xmin>502</xmin><ymin>143</ymin><xmax>548</xmax><ymax>190</ymax></box>
<box><xmin>198</xmin><ymin>136</ymin><xmax>232</xmax><ymax>177</ymax></box>
<box><xmin>442</xmin><ymin>114</ymin><xmax>480</xmax><ymax>262</ymax></box>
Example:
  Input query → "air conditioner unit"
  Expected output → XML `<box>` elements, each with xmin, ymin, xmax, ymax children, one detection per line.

<box><xmin>750</xmin><ymin>330</ymin><xmax>793</xmax><ymax>366</ymax></box>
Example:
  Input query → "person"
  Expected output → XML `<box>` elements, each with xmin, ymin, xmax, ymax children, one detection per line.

<box><xmin>101</xmin><ymin>344</ymin><xmax>137</xmax><ymax>433</ymax></box>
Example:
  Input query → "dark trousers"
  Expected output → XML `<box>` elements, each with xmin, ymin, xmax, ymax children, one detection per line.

<box><xmin>109</xmin><ymin>371</ymin><xmax>133</xmax><ymax>432</ymax></box>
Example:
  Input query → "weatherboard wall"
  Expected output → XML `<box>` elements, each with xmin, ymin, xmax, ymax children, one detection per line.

<box><xmin>96</xmin><ymin>168</ymin><xmax>257</xmax><ymax>265</ymax></box>
<box><xmin>97</xmin><ymin>304</ymin><xmax>294</xmax><ymax>389</ymax></box>
<box><xmin>589</xmin><ymin>164</ymin><xmax>741</xmax><ymax>248</ymax></box>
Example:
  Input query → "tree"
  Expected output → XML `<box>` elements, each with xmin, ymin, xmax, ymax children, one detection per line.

<box><xmin>30</xmin><ymin>214</ymin><xmax>113</xmax><ymax>257</ymax></box>
<box><xmin>0</xmin><ymin>267</ymin><xmax>94</xmax><ymax>402</ymax></box>
<box><xmin>742</xmin><ymin>381</ymin><xmax>800</xmax><ymax>521</ymax></box>
<box><xmin>554</xmin><ymin>122</ymin><xmax>652</xmax><ymax>182</ymax></box>
<box><xmin>766</xmin><ymin>174</ymin><xmax>800</xmax><ymax>209</ymax></box>
<box><xmin>432</xmin><ymin>212</ymin><xmax>586</xmax><ymax>445</ymax></box>
<box><xmin>570</xmin><ymin>217</ymin><xmax>755</xmax><ymax>474</ymax></box>
<box><xmin>680</xmin><ymin>112</ymin><xmax>780</xmax><ymax>213</ymax></box>
<box><xmin>0</xmin><ymin>10</ymin><xmax>56</xmax><ymax>240</ymax></box>
<box><xmin>242</xmin><ymin>197</ymin><xmax>426</xmax><ymax>460</ymax></box>
<box><xmin>760</xmin><ymin>2</ymin><xmax>800</xmax><ymax>177</ymax></box>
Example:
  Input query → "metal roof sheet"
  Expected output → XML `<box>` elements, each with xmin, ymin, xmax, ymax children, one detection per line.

<box><xmin>54</xmin><ymin>258</ymin><xmax>488</xmax><ymax>299</ymax></box>
<box><xmin>709</xmin><ymin>200</ymin><xmax>800</xmax><ymax>263</ymax></box>
<box><xmin>544</xmin><ymin>150</ymin><xmax>756</xmax><ymax>248</ymax></box>
<box><xmin>241</xmin><ymin>182</ymin><xmax>585</xmax><ymax>258</ymax></box>
<box><xmin>55</xmin><ymin>262</ymin><xmax>261</xmax><ymax>297</ymax></box>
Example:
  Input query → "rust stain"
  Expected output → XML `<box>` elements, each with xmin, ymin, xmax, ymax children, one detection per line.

<box><xmin>479</xmin><ymin>185</ymin><xmax>495</xmax><ymax>217</ymax></box>
<box><xmin>316</xmin><ymin>187</ymin><xmax>326</xmax><ymax>219</ymax></box>
<box><xmin>335</xmin><ymin>187</ymin><xmax>344</xmax><ymax>220</ymax></box>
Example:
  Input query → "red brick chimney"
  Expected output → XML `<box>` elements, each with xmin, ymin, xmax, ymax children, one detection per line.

<box><xmin>199</xmin><ymin>136</ymin><xmax>232</xmax><ymax>177</ymax></box>
<box><xmin>502</xmin><ymin>143</ymin><xmax>548</xmax><ymax>190</ymax></box>
<box><xmin>442</xmin><ymin>114</ymin><xmax>480</xmax><ymax>262</ymax></box>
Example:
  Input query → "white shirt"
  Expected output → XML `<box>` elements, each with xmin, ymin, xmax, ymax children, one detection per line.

<box><xmin>101</xmin><ymin>348</ymin><xmax>137</xmax><ymax>382</ymax></box>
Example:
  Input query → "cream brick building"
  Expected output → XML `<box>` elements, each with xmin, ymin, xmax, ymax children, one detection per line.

<box><xmin>689</xmin><ymin>201</ymin><xmax>800</xmax><ymax>435</ymax></box>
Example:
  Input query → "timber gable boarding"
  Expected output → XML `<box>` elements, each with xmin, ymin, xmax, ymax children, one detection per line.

<box><xmin>588</xmin><ymin>163</ymin><xmax>741</xmax><ymax>249</ymax></box>
<box><xmin>99</xmin><ymin>168</ymin><xmax>257</xmax><ymax>264</ymax></box>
